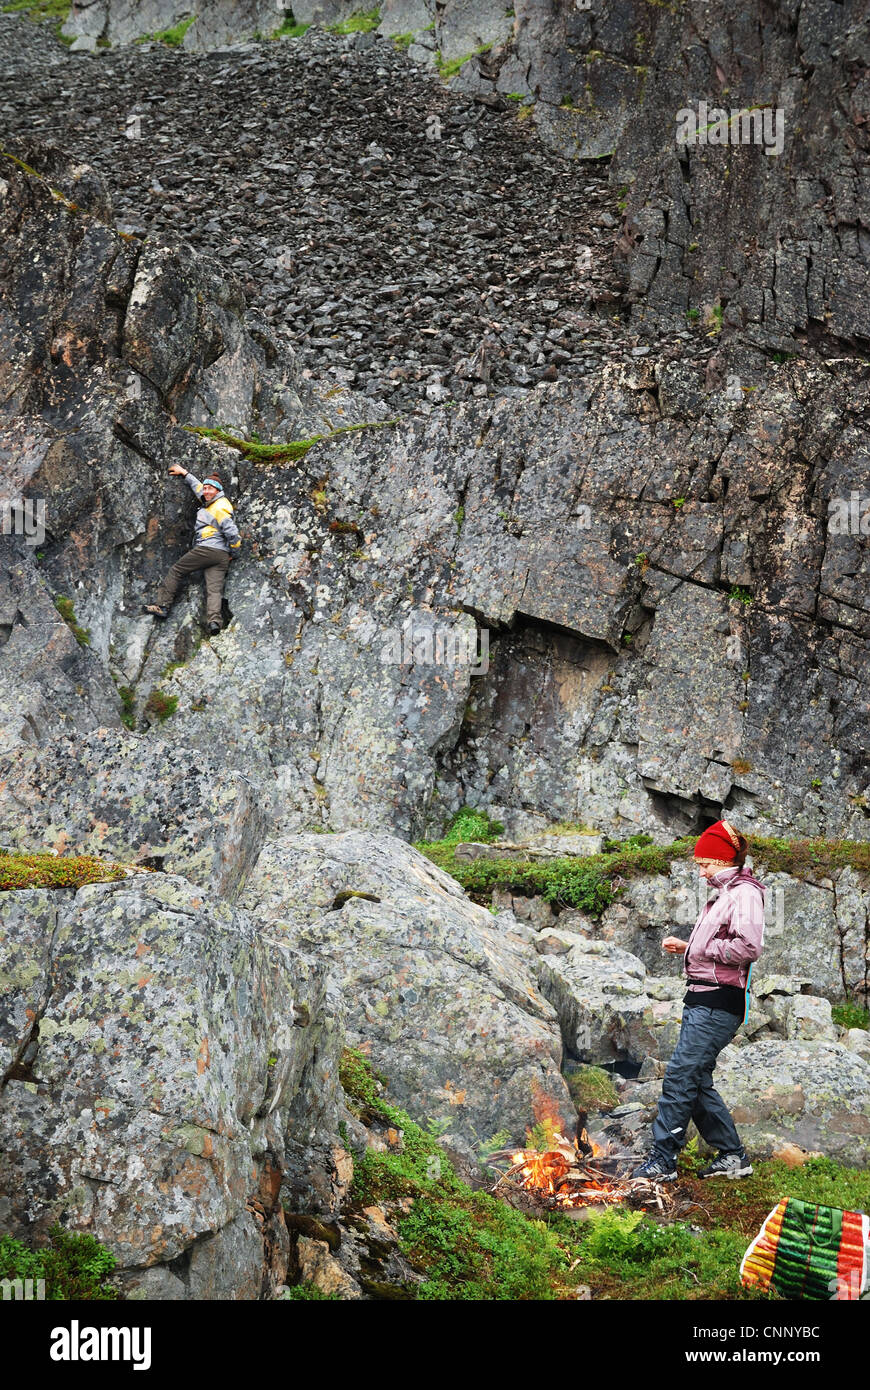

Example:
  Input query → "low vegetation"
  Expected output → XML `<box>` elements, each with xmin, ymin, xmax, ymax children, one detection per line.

<box><xmin>54</xmin><ymin>595</ymin><xmax>90</xmax><ymax>648</ymax></box>
<box><xmin>436</xmin><ymin>44</ymin><xmax>492</xmax><ymax>80</ymax></box>
<box><xmin>417</xmin><ymin>815</ymin><xmax>870</xmax><ymax>917</ymax></box>
<box><xmin>0</xmin><ymin>1225</ymin><xmax>117</xmax><ymax>1299</ymax></box>
<box><xmin>1</xmin><ymin>0</ymin><xmax>69</xmax><ymax>24</ymax></box>
<box><xmin>185</xmin><ymin>417</ymin><xmax>396</xmax><ymax>465</ymax></box>
<box><xmin>832</xmin><ymin>1000</ymin><xmax>870</xmax><ymax>1031</ymax></box>
<box><xmin>272</xmin><ymin>15</ymin><xmax>310</xmax><ymax>39</ymax></box>
<box><xmin>135</xmin><ymin>16</ymin><xmax>195</xmax><ymax>46</ymax></box>
<box><xmin>440</xmin><ymin>805</ymin><xmax>504</xmax><ymax>845</ymax></box>
<box><xmin>328</xmin><ymin>8</ymin><xmax>381</xmax><ymax>35</ymax></box>
<box><xmin>333</xmin><ymin>1049</ymin><xmax>870</xmax><ymax>1301</ymax></box>
<box><xmin>144</xmin><ymin>688</ymin><xmax>178</xmax><ymax>723</ymax></box>
<box><xmin>565</xmin><ymin>1064</ymin><xmax>620</xmax><ymax>1113</ymax></box>
<box><xmin>340</xmin><ymin>1049</ymin><xmax>575</xmax><ymax>1299</ymax></box>
<box><xmin>117</xmin><ymin>684</ymin><xmax>136</xmax><ymax>730</ymax></box>
<box><xmin>0</xmin><ymin>850</ymin><xmax>128</xmax><ymax>890</ymax></box>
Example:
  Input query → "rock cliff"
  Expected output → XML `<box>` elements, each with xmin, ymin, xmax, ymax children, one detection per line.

<box><xmin>0</xmin><ymin>3</ymin><xmax>868</xmax><ymax>1298</ymax></box>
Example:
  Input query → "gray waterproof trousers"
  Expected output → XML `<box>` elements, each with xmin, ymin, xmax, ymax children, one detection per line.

<box><xmin>156</xmin><ymin>545</ymin><xmax>230</xmax><ymax>624</ymax></box>
<box><xmin>650</xmin><ymin>1004</ymin><xmax>743</xmax><ymax>1162</ymax></box>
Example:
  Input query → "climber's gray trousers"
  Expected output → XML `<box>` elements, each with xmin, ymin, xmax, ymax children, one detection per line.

<box><xmin>651</xmin><ymin>1005</ymin><xmax>743</xmax><ymax>1161</ymax></box>
<box><xmin>156</xmin><ymin>545</ymin><xmax>230</xmax><ymax>624</ymax></box>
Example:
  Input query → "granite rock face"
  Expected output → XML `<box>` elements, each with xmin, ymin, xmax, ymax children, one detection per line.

<box><xmin>240</xmin><ymin>829</ymin><xmax>574</xmax><ymax>1146</ymax></box>
<box><xmin>715</xmin><ymin>1041</ymin><xmax>870</xmax><ymax>1166</ymax></box>
<box><xmin>0</xmin><ymin>875</ymin><xmax>343</xmax><ymax>1297</ymax></box>
<box><xmin>1</xmin><ymin>88</ymin><xmax>868</xmax><ymax>847</ymax></box>
<box><xmin>0</xmin><ymin>728</ymin><xmax>271</xmax><ymax>899</ymax></box>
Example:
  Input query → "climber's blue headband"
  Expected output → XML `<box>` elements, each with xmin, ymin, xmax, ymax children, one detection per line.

<box><xmin>202</xmin><ymin>477</ymin><xmax>223</xmax><ymax>493</ymax></box>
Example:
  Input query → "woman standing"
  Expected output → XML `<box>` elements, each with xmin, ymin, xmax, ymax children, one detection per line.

<box><xmin>632</xmin><ymin>820</ymin><xmax>766</xmax><ymax>1182</ymax></box>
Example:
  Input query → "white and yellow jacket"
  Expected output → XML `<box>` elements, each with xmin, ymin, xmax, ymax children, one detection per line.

<box><xmin>184</xmin><ymin>473</ymin><xmax>241</xmax><ymax>554</ymax></box>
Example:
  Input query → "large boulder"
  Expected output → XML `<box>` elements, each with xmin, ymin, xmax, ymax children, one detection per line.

<box><xmin>0</xmin><ymin>727</ymin><xmax>271</xmax><ymax>899</ymax></box>
<box><xmin>0</xmin><ymin>874</ymin><xmax>343</xmax><ymax>1298</ymax></box>
<box><xmin>535</xmin><ymin>938</ymin><xmax>659</xmax><ymax>1065</ymax></box>
<box><xmin>715</xmin><ymin>1041</ymin><xmax>870</xmax><ymax>1166</ymax></box>
<box><xmin>240</xmin><ymin>830</ymin><xmax>574</xmax><ymax>1146</ymax></box>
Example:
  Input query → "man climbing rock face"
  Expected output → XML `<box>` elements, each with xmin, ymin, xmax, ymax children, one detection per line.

<box><xmin>142</xmin><ymin>464</ymin><xmax>241</xmax><ymax>635</ymax></box>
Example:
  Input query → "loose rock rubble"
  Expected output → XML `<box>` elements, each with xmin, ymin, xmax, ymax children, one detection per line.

<box><xmin>0</xmin><ymin>17</ymin><xmax>720</xmax><ymax>411</ymax></box>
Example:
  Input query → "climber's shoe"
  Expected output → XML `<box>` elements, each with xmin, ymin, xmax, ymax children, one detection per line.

<box><xmin>207</xmin><ymin>620</ymin><xmax>222</xmax><ymax>636</ymax></box>
<box><xmin>142</xmin><ymin>604</ymin><xmax>168</xmax><ymax>619</ymax></box>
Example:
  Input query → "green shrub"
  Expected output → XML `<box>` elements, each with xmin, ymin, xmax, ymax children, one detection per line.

<box><xmin>0</xmin><ymin>1225</ymin><xmax>117</xmax><ymax>1299</ymax></box>
<box><xmin>117</xmin><ymin>685</ymin><xmax>136</xmax><ymax>730</ymax></box>
<box><xmin>281</xmin><ymin>1281</ymin><xmax>339</xmax><ymax>1299</ymax></box>
<box><xmin>729</xmin><ymin>585</ymin><xmax>754</xmax><ymax>605</ymax></box>
<box><xmin>441</xmin><ymin>806</ymin><xmax>504</xmax><ymax>845</ymax></box>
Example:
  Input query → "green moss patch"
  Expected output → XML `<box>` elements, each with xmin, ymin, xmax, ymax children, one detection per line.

<box><xmin>144</xmin><ymin>689</ymin><xmax>178</xmax><ymax>723</ymax></box>
<box><xmin>185</xmin><ymin>416</ymin><xmax>397</xmax><ymax>466</ymax></box>
<box><xmin>832</xmin><ymin>1000</ymin><xmax>870</xmax><ymax>1031</ymax></box>
<box><xmin>0</xmin><ymin>850</ymin><xmax>128</xmax><ymax>890</ymax></box>
<box><xmin>135</xmin><ymin>15</ymin><xmax>195</xmax><ymax>45</ymax></box>
<box><xmin>436</xmin><ymin>43</ymin><xmax>492</xmax><ymax>79</ymax></box>
<box><xmin>328</xmin><ymin>8</ymin><xmax>380</xmax><ymax>34</ymax></box>
<box><xmin>272</xmin><ymin>15</ymin><xmax>310</xmax><ymax>38</ymax></box>
<box><xmin>1</xmin><ymin>0</ymin><xmax>69</xmax><ymax>21</ymax></box>
<box><xmin>54</xmin><ymin>595</ymin><xmax>90</xmax><ymax>648</ymax></box>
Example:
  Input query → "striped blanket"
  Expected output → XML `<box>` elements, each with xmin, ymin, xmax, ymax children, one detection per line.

<box><xmin>741</xmin><ymin>1197</ymin><xmax>869</xmax><ymax>1300</ymax></box>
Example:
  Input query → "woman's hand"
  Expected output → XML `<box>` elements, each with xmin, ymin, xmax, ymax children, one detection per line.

<box><xmin>662</xmin><ymin>936</ymin><xmax>688</xmax><ymax>954</ymax></box>
<box><xmin>168</xmin><ymin>464</ymin><xmax>187</xmax><ymax>477</ymax></box>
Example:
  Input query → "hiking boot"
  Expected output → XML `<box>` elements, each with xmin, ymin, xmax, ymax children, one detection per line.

<box><xmin>698</xmin><ymin>1150</ymin><xmax>753</xmax><ymax>1180</ymax></box>
<box><xmin>631</xmin><ymin>1154</ymin><xmax>677</xmax><ymax>1183</ymax></box>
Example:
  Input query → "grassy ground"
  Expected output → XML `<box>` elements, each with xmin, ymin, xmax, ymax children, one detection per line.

<box><xmin>338</xmin><ymin>1050</ymin><xmax>870</xmax><ymax>1301</ymax></box>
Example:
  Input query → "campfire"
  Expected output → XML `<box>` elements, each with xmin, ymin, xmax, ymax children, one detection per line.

<box><xmin>487</xmin><ymin>1126</ymin><xmax>674</xmax><ymax>1215</ymax></box>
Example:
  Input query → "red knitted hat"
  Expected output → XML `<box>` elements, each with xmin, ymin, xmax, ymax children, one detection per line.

<box><xmin>693</xmin><ymin>819</ymin><xmax>741</xmax><ymax>862</ymax></box>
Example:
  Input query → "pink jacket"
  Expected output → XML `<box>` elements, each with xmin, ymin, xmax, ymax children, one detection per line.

<box><xmin>683</xmin><ymin>865</ymin><xmax>766</xmax><ymax>989</ymax></box>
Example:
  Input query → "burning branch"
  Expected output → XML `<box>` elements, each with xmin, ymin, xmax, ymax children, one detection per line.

<box><xmin>486</xmin><ymin>1132</ymin><xmax>674</xmax><ymax>1214</ymax></box>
